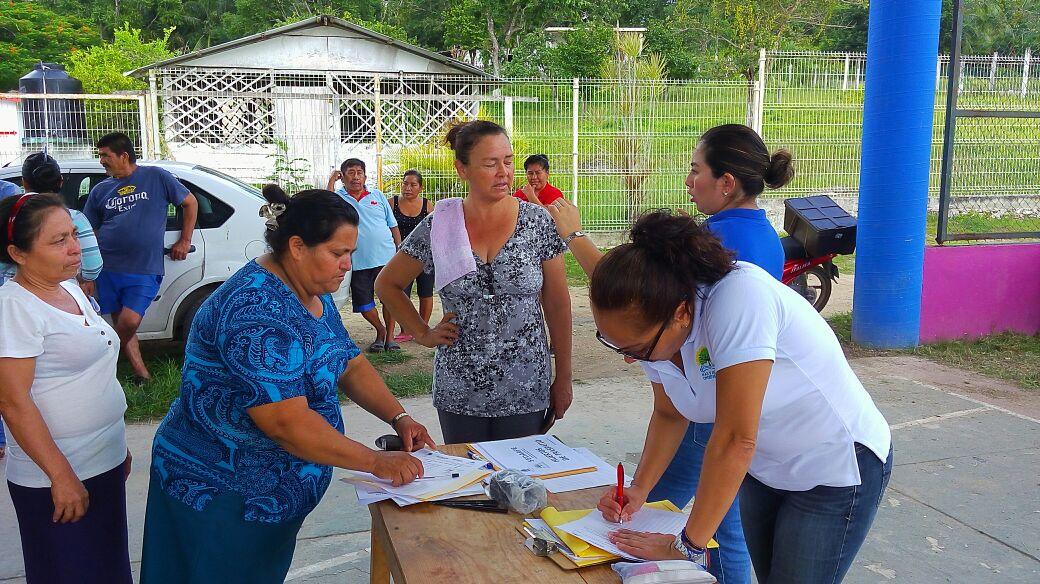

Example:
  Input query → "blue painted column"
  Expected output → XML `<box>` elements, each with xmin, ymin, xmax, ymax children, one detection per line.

<box><xmin>852</xmin><ymin>0</ymin><xmax>943</xmax><ymax>348</ymax></box>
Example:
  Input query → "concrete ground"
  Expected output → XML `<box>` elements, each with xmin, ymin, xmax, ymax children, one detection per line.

<box><xmin>3</xmin><ymin>278</ymin><xmax>1039</xmax><ymax>582</ymax></box>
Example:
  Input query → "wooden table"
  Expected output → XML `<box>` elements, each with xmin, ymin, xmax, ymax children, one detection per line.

<box><xmin>368</xmin><ymin>444</ymin><xmax>622</xmax><ymax>584</ymax></box>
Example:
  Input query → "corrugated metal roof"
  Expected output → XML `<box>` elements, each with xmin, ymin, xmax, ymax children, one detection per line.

<box><xmin>126</xmin><ymin>15</ymin><xmax>490</xmax><ymax>78</ymax></box>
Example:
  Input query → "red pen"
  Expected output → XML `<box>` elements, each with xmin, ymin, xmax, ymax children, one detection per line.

<box><xmin>616</xmin><ymin>462</ymin><xmax>625</xmax><ymax>523</ymax></box>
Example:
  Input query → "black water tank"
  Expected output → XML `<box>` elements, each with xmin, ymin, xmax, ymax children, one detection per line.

<box><xmin>18</xmin><ymin>62</ymin><xmax>88</xmax><ymax>146</ymax></box>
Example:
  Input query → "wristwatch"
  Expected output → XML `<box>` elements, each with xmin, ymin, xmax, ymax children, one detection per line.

<box><xmin>563</xmin><ymin>230</ymin><xmax>586</xmax><ymax>244</ymax></box>
<box><xmin>673</xmin><ymin>531</ymin><xmax>707</xmax><ymax>566</ymax></box>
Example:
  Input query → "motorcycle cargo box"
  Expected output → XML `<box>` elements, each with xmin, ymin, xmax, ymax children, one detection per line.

<box><xmin>783</xmin><ymin>196</ymin><xmax>857</xmax><ymax>257</ymax></box>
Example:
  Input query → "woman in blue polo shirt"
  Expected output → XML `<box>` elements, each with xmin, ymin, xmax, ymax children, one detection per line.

<box><xmin>647</xmin><ymin>124</ymin><xmax>791</xmax><ymax>582</ymax></box>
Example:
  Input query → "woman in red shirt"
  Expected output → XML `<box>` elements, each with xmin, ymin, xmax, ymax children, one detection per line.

<box><xmin>514</xmin><ymin>154</ymin><xmax>564</xmax><ymax>206</ymax></box>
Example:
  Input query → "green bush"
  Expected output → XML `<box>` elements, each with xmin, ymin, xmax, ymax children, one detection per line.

<box><xmin>67</xmin><ymin>24</ymin><xmax>175</xmax><ymax>93</ymax></box>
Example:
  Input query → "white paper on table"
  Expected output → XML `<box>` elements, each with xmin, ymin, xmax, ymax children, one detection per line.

<box><xmin>469</xmin><ymin>435</ymin><xmax>596</xmax><ymax>477</ymax></box>
<box><xmin>555</xmin><ymin>507</ymin><xmax>690</xmax><ymax>561</ymax></box>
<box><xmin>524</xmin><ymin>519</ymin><xmax>614</xmax><ymax>562</ymax></box>
<box><xmin>350</xmin><ymin>479</ymin><xmax>485</xmax><ymax>506</ymax></box>
<box><xmin>541</xmin><ymin>448</ymin><xmax>633</xmax><ymax>494</ymax></box>
<box><xmin>340</xmin><ymin>448</ymin><xmax>491</xmax><ymax>500</ymax></box>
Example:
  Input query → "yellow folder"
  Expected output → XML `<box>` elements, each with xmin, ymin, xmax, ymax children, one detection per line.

<box><xmin>538</xmin><ymin>500</ymin><xmax>718</xmax><ymax>563</ymax></box>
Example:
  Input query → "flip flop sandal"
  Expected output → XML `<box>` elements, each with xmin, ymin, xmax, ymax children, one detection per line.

<box><xmin>367</xmin><ymin>340</ymin><xmax>385</xmax><ymax>353</ymax></box>
<box><xmin>384</xmin><ymin>341</ymin><xmax>402</xmax><ymax>352</ymax></box>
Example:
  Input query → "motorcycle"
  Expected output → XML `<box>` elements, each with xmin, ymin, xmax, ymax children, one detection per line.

<box><xmin>781</xmin><ymin>237</ymin><xmax>843</xmax><ymax>312</ymax></box>
<box><xmin>779</xmin><ymin>196</ymin><xmax>857</xmax><ymax>313</ymax></box>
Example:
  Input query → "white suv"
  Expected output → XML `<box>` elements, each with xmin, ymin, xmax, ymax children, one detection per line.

<box><xmin>0</xmin><ymin>160</ymin><xmax>350</xmax><ymax>342</ymax></box>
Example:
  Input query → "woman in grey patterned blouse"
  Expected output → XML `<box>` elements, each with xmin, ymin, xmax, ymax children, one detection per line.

<box><xmin>376</xmin><ymin>121</ymin><xmax>573</xmax><ymax>443</ymax></box>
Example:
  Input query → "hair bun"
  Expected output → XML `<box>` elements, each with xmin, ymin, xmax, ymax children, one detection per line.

<box><xmin>261</xmin><ymin>183</ymin><xmax>290</xmax><ymax>205</ymax></box>
<box><xmin>444</xmin><ymin>121</ymin><xmax>472</xmax><ymax>151</ymax></box>
<box><xmin>443</xmin><ymin>120</ymin><xmax>507</xmax><ymax>164</ymax></box>
<box><xmin>22</xmin><ymin>152</ymin><xmax>62</xmax><ymax>192</ymax></box>
<box><xmin>764</xmin><ymin>150</ymin><xmax>794</xmax><ymax>189</ymax></box>
<box><xmin>630</xmin><ymin>210</ymin><xmax>701</xmax><ymax>260</ymax></box>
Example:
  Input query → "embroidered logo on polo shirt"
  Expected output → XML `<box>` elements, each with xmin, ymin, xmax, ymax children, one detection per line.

<box><xmin>696</xmin><ymin>346</ymin><xmax>716</xmax><ymax>380</ymax></box>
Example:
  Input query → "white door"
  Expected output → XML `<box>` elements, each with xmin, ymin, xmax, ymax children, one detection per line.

<box><xmin>273</xmin><ymin>85</ymin><xmax>338</xmax><ymax>189</ymax></box>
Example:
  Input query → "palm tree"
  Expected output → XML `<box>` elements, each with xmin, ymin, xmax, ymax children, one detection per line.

<box><xmin>600</xmin><ymin>32</ymin><xmax>668</xmax><ymax>223</ymax></box>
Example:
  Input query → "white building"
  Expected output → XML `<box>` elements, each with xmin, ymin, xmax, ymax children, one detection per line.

<box><xmin>129</xmin><ymin>16</ymin><xmax>494</xmax><ymax>188</ymax></box>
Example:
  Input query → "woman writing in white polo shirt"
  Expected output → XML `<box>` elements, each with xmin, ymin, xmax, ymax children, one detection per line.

<box><xmin>552</xmin><ymin>206</ymin><xmax>891</xmax><ymax>583</ymax></box>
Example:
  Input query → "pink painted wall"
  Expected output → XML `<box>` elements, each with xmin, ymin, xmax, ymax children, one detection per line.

<box><xmin>920</xmin><ymin>244</ymin><xmax>1040</xmax><ymax>343</ymax></box>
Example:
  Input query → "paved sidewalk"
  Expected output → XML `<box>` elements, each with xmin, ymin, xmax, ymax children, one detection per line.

<box><xmin>2</xmin><ymin>355</ymin><xmax>1038</xmax><ymax>583</ymax></box>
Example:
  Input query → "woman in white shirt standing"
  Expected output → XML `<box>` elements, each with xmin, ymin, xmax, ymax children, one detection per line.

<box><xmin>0</xmin><ymin>192</ymin><xmax>132</xmax><ymax>583</ymax></box>
<box><xmin>554</xmin><ymin>205</ymin><xmax>891</xmax><ymax>583</ymax></box>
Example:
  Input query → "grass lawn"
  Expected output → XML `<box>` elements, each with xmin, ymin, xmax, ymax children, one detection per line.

<box><xmin>827</xmin><ymin>312</ymin><xmax>1040</xmax><ymax>391</ymax></box>
<box><xmin>366</xmin><ymin>351</ymin><xmax>434</xmax><ymax>398</ymax></box>
<box><xmin>123</xmin><ymin>345</ymin><xmax>433</xmax><ymax>421</ymax></box>
<box><xmin>564</xmin><ymin>252</ymin><xmax>591</xmax><ymax>287</ymax></box>
<box><xmin>121</xmin><ymin>358</ymin><xmax>183</xmax><ymax>423</ymax></box>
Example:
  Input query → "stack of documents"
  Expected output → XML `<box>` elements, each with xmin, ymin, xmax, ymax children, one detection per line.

<box><xmin>541</xmin><ymin>448</ymin><xmax>633</xmax><ymax>494</ymax></box>
<box><xmin>340</xmin><ymin>448</ymin><xmax>492</xmax><ymax>506</ymax></box>
<box><xmin>468</xmin><ymin>435</ymin><xmax>598</xmax><ymax>479</ymax></box>
<box><xmin>555</xmin><ymin>506</ymin><xmax>693</xmax><ymax>561</ymax></box>
<box><xmin>521</xmin><ymin>501</ymin><xmax>687</xmax><ymax>566</ymax></box>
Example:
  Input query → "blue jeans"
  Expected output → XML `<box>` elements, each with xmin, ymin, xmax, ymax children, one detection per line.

<box><xmin>648</xmin><ymin>423</ymin><xmax>752</xmax><ymax>584</ymax></box>
<box><xmin>739</xmin><ymin>443</ymin><xmax>894</xmax><ymax>584</ymax></box>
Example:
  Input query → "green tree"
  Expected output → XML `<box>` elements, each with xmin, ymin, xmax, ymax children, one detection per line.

<box><xmin>39</xmin><ymin>0</ymin><xmax>140</xmax><ymax>40</ymax></box>
<box><xmin>543</xmin><ymin>22</ymin><xmax>614</xmax><ymax>79</ymax></box>
<box><xmin>941</xmin><ymin>0</ymin><xmax>1040</xmax><ymax>54</ymax></box>
<box><xmin>145</xmin><ymin>0</ymin><xmax>237</xmax><ymax>50</ymax></box>
<box><xmin>500</xmin><ymin>30</ymin><xmax>550</xmax><ymax>77</ymax></box>
<box><xmin>815</xmin><ymin>0</ymin><xmax>868</xmax><ymax>52</ymax></box>
<box><xmin>441</xmin><ymin>0</ymin><xmax>598</xmax><ymax>77</ymax></box>
<box><xmin>614</xmin><ymin>0</ymin><xmax>671</xmax><ymax>26</ymax></box>
<box><xmin>599</xmin><ymin>32</ymin><xmax>668</xmax><ymax>221</ymax></box>
<box><xmin>444</xmin><ymin>0</ymin><xmax>490</xmax><ymax>55</ymax></box>
<box><xmin>651</xmin><ymin>0</ymin><xmax>832</xmax><ymax>81</ymax></box>
<box><xmin>222</xmin><ymin>0</ymin><xmax>381</xmax><ymax>39</ymax></box>
<box><xmin>66</xmin><ymin>24</ymin><xmax>176</xmax><ymax>93</ymax></box>
<box><xmin>0</xmin><ymin>1</ymin><xmax>101</xmax><ymax>90</ymax></box>
<box><xmin>816</xmin><ymin>0</ymin><xmax>1040</xmax><ymax>56</ymax></box>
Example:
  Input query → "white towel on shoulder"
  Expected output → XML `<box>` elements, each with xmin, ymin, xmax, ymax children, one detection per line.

<box><xmin>430</xmin><ymin>198</ymin><xmax>477</xmax><ymax>291</ymax></box>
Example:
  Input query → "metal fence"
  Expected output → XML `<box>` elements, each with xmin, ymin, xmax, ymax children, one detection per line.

<box><xmin>148</xmin><ymin>68</ymin><xmax>749</xmax><ymax>230</ymax></box>
<box><xmin>0</xmin><ymin>92</ymin><xmax>153</xmax><ymax>166</ymax></box>
<box><xmin>2</xmin><ymin>50</ymin><xmax>1038</xmax><ymax>236</ymax></box>
<box><xmin>759</xmin><ymin>50</ymin><xmax>1040</xmax><ymax>240</ymax></box>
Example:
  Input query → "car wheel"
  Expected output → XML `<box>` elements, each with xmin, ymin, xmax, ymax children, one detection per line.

<box><xmin>176</xmin><ymin>286</ymin><xmax>218</xmax><ymax>343</ymax></box>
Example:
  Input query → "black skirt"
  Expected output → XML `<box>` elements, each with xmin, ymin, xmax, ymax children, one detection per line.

<box><xmin>8</xmin><ymin>463</ymin><xmax>132</xmax><ymax>584</ymax></box>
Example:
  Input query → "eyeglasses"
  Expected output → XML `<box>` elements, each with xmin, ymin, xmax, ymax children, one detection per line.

<box><xmin>596</xmin><ymin>318</ymin><xmax>670</xmax><ymax>362</ymax></box>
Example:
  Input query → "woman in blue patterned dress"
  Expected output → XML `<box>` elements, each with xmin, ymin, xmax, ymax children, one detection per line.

<box><xmin>140</xmin><ymin>186</ymin><xmax>436</xmax><ymax>583</ymax></box>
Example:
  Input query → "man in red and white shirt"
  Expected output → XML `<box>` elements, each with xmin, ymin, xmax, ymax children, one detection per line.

<box><xmin>513</xmin><ymin>154</ymin><xmax>564</xmax><ymax>206</ymax></box>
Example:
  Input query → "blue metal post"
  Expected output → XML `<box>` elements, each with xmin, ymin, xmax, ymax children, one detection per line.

<box><xmin>852</xmin><ymin>0</ymin><xmax>943</xmax><ymax>348</ymax></box>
